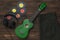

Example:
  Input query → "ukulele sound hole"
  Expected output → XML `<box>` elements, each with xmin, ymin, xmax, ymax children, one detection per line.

<box><xmin>25</xmin><ymin>24</ymin><xmax>29</xmax><ymax>28</ymax></box>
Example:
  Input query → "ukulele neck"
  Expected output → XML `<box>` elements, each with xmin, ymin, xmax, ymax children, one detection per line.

<box><xmin>29</xmin><ymin>9</ymin><xmax>41</xmax><ymax>22</ymax></box>
<box><xmin>29</xmin><ymin>2</ymin><xmax>47</xmax><ymax>22</ymax></box>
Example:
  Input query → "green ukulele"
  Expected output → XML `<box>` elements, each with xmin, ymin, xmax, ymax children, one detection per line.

<box><xmin>15</xmin><ymin>2</ymin><xmax>47</xmax><ymax>38</ymax></box>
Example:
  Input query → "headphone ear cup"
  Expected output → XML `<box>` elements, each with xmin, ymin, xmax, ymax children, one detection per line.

<box><xmin>8</xmin><ymin>21</ymin><xmax>16</xmax><ymax>29</ymax></box>
<box><xmin>3</xmin><ymin>18</ymin><xmax>8</xmax><ymax>27</ymax></box>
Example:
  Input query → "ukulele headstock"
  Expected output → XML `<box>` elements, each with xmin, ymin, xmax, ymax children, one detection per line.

<box><xmin>38</xmin><ymin>2</ymin><xmax>47</xmax><ymax>11</ymax></box>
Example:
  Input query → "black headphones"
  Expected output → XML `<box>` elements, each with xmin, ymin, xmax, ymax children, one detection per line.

<box><xmin>3</xmin><ymin>14</ymin><xmax>18</xmax><ymax>29</ymax></box>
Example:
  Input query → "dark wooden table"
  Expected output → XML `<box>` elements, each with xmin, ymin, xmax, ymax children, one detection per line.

<box><xmin>0</xmin><ymin>0</ymin><xmax>60</xmax><ymax>40</ymax></box>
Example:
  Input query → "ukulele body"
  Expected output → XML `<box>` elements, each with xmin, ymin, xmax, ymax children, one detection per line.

<box><xmin>15</xmin><ymin>19</ymin><xmax>33</xmax><ymax>38</ymax></box>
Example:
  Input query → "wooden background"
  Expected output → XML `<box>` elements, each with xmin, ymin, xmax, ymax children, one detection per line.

<box><xmin>0</xmin><ymin>0</ymin><xmax>60</xmax><ymax>40</ymax></box>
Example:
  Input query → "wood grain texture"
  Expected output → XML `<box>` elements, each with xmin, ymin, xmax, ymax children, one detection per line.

<box><xmin>0</xmin><ymin>0</ymin><xmax>60</xmax><ymax>40</ymax></box>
